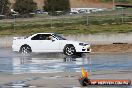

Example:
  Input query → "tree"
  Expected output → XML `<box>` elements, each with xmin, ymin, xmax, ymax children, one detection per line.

<box><xmin>0</xmin><ymin>0</ymin><xmax>9</xmax><ymax>15</ymax></box>
<box><xmin>44</xmin><ymin>0</ymin><xmax>70</xmax><ymax>12</ymax></box>
<box><xmin>14</xmin><ymin>0</ymin><xmax>37</xmax><ymax>15</ymax></box>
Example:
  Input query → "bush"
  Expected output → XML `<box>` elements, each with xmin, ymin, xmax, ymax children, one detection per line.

<box><xmin>44</xmin><ymin>0</ymin><xmax>70</xmax><ymax>13</ymax></box>
<box><xmin>14</xmin><ymin>0</ymin><xmax>37</xmax><ymax>17</ymax></box>
<box><xmin>0</xmin><ymin>0</ymin><xmax>9</xmax><ymax>15</ymax></box>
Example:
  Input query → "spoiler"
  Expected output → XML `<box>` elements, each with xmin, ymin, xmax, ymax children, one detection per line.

<box><xmin>13</xmin><ymin>37</ymin><xmax>25</xmax><ymax>40</ymax></box>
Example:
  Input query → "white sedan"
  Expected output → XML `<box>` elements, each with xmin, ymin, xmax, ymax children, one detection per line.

<box><xmin>12</xmin><ymin>33</ymin><xmax>91</xmax><ymax>56</ymax></box>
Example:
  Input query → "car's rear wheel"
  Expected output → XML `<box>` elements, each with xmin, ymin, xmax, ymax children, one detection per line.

<box><xmin>64</xmin><ymin>45</ymin><xmax>76</xmax><ymax>56</ymax></box>
<box><xmin>20</xmin><ymin>45</ymin><xmax>32</xmax><ymax>54</ymax></box>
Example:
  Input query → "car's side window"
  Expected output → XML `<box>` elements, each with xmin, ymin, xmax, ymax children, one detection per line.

<box><xmin>31</xmin><ymin>34</ymin><xmax>53</xmax><ymax>40</ymax></box>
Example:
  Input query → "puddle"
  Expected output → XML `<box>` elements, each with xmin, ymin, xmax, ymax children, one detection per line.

<box><xmin>0</xmin><ymin>53</ymin><xmax>132</xmax><ymax>74</ymax></box>
<box><xmin>3</xmin><ymin>77</ymin><xmax>41</xmax><ymax>88</ymax></box>
<box><xmin>0</xmin><ymin>52</ymin><xmax>132</xmax><ymax>88</ymax></box>
<box><xmin>5</xmin><ymin>83</ymin><xmax>35</xmax><ymax>88</ymax></box>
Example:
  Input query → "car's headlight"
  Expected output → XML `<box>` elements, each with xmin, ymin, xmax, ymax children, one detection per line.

<box><xmin>79</xmin><ymin>43</ymin><xmax>88</xmax><ymax>46</ymax></box>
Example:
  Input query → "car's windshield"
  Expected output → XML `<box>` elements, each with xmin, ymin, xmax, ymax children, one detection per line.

<box><xmin>53</xmin><ymin>34</ymin><xmax>66</xmax><ymax>40</ymax></box>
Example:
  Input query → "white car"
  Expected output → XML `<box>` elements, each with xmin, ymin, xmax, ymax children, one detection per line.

<box><xmin>12</xmin><ymin>33</ymin><xmax>91</xmax><ymax>56</ymax></box>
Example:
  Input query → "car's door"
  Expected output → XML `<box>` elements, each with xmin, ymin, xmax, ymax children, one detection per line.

<box><xmin>30</xmin><ymin>34</ymin><xmax>60</xmax><ymax>52</ymax></box>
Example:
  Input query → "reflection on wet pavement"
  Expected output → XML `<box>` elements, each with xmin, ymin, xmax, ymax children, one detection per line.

<box><xmin>0</xmin><ymin>49</ymin><xmax>132</xmax><ymax>88</ymax></box>
<box><xmin>4</xmin><ymin>77</ymin><xmax>40</xmax><ymax>88</ymax></box>
<box><xmin>0</xmin><ymin>52</ymin><xmax>132</xmax><ymax>74</ymax></box>
<box><xmin>0</xmin><ymin>54</ymin><xmax>91</xmax><ymax>74</ymax></box>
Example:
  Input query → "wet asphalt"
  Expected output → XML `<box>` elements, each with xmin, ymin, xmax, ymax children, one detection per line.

<box><xmin>0</xmin><ymin>48</ymin><xmax>132</xmax><ymax>88</ymax></box>
<box><xmin>0</xmin><ymin>48</ymin><xmax>132</xmax><ymax>74</ymax></box>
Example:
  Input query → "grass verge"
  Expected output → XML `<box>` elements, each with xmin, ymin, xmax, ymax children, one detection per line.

<box><xmin>0</xmin><ymin>14</ymin><xmax>132</xmax><ymax>35</ymax></box>
<box><xmin>0</xmin><ymin>23</ymin><xmax>132</xmax><ymax>36</ymax></box>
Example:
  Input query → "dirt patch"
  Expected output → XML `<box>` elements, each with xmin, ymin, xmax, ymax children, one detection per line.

<box><xmin>69</xmin><ymin>0</ymin><xmax>112</xmax><ymax>8</ymax></box>
<box><xmin>92</xmin><ymin>44</ymin><xmax>132</xmax><ymax>53</ymax></box>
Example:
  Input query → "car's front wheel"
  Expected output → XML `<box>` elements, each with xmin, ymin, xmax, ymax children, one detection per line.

<box><xmin>20</xmin><ymin>45</ymin><xmax>32</xmax><ymax>54</ymax></box>
<box><xmin>63</xmin><ymin>45</ymin><xmax>76</xmax><ymax>56</ymax></box>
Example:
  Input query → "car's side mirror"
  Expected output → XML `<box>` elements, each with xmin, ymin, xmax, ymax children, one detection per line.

<box><xmin>52</xmin><ymin>39</ymin><xmax>55</xmax><ymax>42</ymax></box>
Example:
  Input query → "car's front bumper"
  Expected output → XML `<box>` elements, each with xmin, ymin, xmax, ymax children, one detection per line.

<box><xmin>75</xmin><ymin>45</ymin><xmax>91</xmax><ymax>53</ymax></box>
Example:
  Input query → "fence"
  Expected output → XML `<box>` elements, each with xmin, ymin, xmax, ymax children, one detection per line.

<box><xmin>0</xmin><ymin>8</ymin><xmax>132</xmax><ymax>33</ymax></box>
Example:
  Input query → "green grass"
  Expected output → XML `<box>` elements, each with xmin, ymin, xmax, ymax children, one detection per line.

<box><xmin>0</xmin><ymin>23</ymin><xmax>132</xmax><ymax>35</ymax></box>
<box><xmin>0</xmin><ymin>12</ymin><xmax>132</xmax><ymax>35</ymax></box>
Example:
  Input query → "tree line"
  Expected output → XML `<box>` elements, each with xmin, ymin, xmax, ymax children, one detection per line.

<box><xmin>0</xmin><ymin>0</ymin><xmax>9</xmax><ymax>15</ymax></box>
<box><xmin>0</xmin><ymin>0</ymin><xmax>70</xmax><ymax>17</ymax></box>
